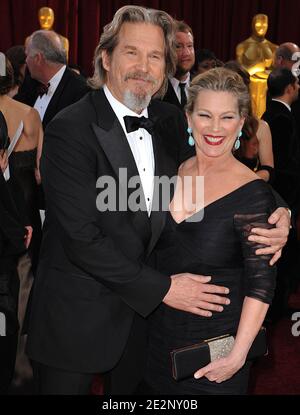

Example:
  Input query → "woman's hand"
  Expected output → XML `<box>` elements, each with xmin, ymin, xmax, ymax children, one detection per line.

<box><xmin>248</xmin><ymin>207</ymin><xmax>290</xmax><ymax>265</ymax></box>
<box><xmin>35</xmin><ymin>167</ymin><xmax>41</xmax><ymax>185</ymax></box>
<box><xmin>194</xmin><ymin>352</ymin><xmax>246</xmax><ymax>383</ymax></box>
<box><xmin>24</xmin><ymin>226</ymin><xmax>33</xmax><ymax>249</ymax></box>
<box><xmin>0</xmin><ymin>150</ymin><xmax>8</xmax><ymax>173</ymax></box>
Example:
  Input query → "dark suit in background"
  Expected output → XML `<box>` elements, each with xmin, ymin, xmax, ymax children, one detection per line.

<box><xmin>262</xmin><ymin>100</ymin><xmax>300</xmax><ymax>208</ymax></box>
<box><xmin>15</xmin><ymin>67</ymin><xmax>90</xmax><ymax>129</ymax></box>
<box><xmin>262</xmin><ymin>100</ymin><xmax>300</xmax><ymax>318</ymax></box>
<box><xmin>15</xmin><ymin>67</ymin><xmax>90</xmax><ymax>212</ymax></box>
<box><xmin>162</xmin><ymin>79</ymin><xmax>182</xmax><ymax>110</ymax></box>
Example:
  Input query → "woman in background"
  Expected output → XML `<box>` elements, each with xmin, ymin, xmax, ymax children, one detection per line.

<box><xmin>0</xmin><ymin>113</ymin><xmax>31</xmax><ymax>393</ymax></box>
<box><xmin>6</xmin><ymin>46</ymin><xmax>26</xmax><ymax>98</ymax></box>
<box><xmin>224</xmin><ymin>61</ymin><xmax>274</xmax><ymax>182</ymax></box>
<box><xmin>0</xmin><ymin>58</ymin><xmax>42</xmax><ymax>389</ymax></box>
<box><xmin>0</xmin><ymin>57</ymin><xmax>42</xmax><ymax>274</ymax></box>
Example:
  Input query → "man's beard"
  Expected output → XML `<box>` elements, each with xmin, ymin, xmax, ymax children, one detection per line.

<box><xmin>175</xmin><ymin>62</ymin><xmax>194</xmax><ymax>79</ymax></box>
<box><xmin>123</xmin><ymin>90</ymin><xmax>152</xmax><ymax>113</ymax></box>
<box><xmin>123</xmin><ymin>71</ymin><xmax>158</xmax><ymax>113</ymax></box>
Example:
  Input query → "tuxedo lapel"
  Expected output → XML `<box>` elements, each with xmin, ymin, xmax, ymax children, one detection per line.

<box><xmin>92</xmin><ymin>120</ymin><xmax>139</xmax><ymax>184</ymax></box>
<box><xmin>43</xmin><ymin>69</ymin><xmax>71</xmax><ymax>128</ymax></box>
<box><xmin>90</xmin><ymin>90</ymin><xmax>150</xmax><ymax>241</ymax></box>
<box><xmin>90</xmin><ymin>90</ymin><xmax>141</xmax><ymax>190</ymax></box>
<box><xmin>146</xmin><ymin>105</ymin><xmax>171</xmax><ymax>257</ymax></box>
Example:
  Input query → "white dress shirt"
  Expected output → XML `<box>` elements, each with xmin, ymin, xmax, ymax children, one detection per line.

<box><xmin>169</xmin><ymin>73</ymin><xmax>191</xmax><ymax>104</ymax></box>
<box><xmin>34</xmin><ymin>65</ymin><xmax>67</xmax><ymax>121</ymax></box>
<box><xmin>104</xmin><ymin>85</ymin><xmax>155</xmax><ymax>216</ymax></box>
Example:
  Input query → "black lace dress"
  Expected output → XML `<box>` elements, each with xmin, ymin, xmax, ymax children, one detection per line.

<box><xmin>144</xmin><ymin>179</ymin><xmax>277</xmax><ymax>395</ymax></box>
<box><xmin>0</xmin><ymin>172</ymin><xmax>27</xmax><ymax>393</ymax></box>
<box><xmin>9</xmin><ymin>149</ymin><xmax>42</xmax><ymax>273</ymax></box>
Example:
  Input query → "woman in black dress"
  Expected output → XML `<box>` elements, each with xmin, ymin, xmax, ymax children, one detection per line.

<box><xmin>144</xmin><ymin>68</ymin><xmax>277</xmax><ymax>394</ymax></box>
<box><xmin>0</xmin><ymin>115</ymin><xmax>31</xmax><ymax>393</ymax></box>
<box><xmin>0</xmin><ymin>57</ymin><xmax>42</xmax><ymax>275</ymax></box>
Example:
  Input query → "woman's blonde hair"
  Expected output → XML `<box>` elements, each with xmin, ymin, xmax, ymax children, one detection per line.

<box><xmin>186</xmin><ymin>67</ymin><xmax>250</xmax><ymax>117</ymax></box>
<box><xmin>88</xmin><ymin>5</ymin><xmax>177</xmax><ymax>98</ymax></box>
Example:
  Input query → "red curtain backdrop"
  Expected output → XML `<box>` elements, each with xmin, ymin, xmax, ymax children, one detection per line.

<box><xmin>1</xmin><ymin>0</ymin><xmax>300</xmax><ymax>77</ymax></box>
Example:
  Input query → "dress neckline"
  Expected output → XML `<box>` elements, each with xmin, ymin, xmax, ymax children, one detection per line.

<box><xmin>169</xmin><ymin>178</ymin><xmax>263</xmax><ymax>225</ymax></box>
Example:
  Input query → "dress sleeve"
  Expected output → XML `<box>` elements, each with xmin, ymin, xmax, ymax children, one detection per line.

<box><xmin>234</xmin><ymin>212</ymin><xmax>276</xmax><ymax>304</ymax></box>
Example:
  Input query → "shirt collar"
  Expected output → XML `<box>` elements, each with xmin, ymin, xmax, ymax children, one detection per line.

<box><xmin>103</xmin><ymin>85</ymin><xmax>148</xmax><ymax>135</ymax></box>
<box><xmin>48</xmin><ymin>65</ymin><xmax>66</xmax><ymax>93</ymax></box>
<box><xmin>272</xmin><ymin>98</ymin><xmax>292</xmax><ymax>112</ymax></box>
<box><xmin>169</xmin><ymin>72</ymin><xmax>191</xmax><ymax>90</ymax></box>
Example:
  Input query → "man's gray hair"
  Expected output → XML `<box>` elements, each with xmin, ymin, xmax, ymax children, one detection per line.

<box><xmin>28</xmin><ymin>30</ymin><xmax>67</xmax><ymax>65</ymax></box>
<box><xmin>88</xmin><ymin>5</ymin><xmax>177</xmax><ymax>98</ymax></box>
<box><xmin>275</xmin><ymin>45</ymin><xmax>293</xmax><ymax>61</ymax></box>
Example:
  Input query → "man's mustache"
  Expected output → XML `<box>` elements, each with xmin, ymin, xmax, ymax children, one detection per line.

<box><xmin>124</xmin><ymin>72</ymin><xmax>157</xmax><ymax>85</ymax></box>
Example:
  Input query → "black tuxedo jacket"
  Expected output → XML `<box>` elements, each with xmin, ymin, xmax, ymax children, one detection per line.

<box><xmin>262</xmin><ymin>100</ymin><xmax>300</xmax><ymax>209</ymax></box>
<box><xmin>15</xmin><ymin>67</ymin><xmax>90</xmax><ymax>129</ymax></box>
<box><xmin>26</xmin><ymin>89</ymin><xmax>193</xmax><ymax>373</ymax></box>
<box><xmin>162</xmin><ymin>79</ymin><xmax>183</xmax><ymax>110</ymax></box>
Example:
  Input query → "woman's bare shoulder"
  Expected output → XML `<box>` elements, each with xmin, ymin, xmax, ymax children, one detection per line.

<box><xmin>9</xmin><ymin>98</ymin><xmax>33</xmax><ymax>114</ymax></box>
<box><xmin>24</xmin><ymin>107</ymin><xmax>41</xmax><ymax>124</ymax></box>
<box><xmin>257</xmin><ymin>119</ymin><xmax>271</xmax><ymax>137</ymax></box>
<box><xmin>22</xmin><ymin>108</ymin><xmax>42</xmax><ymax>142</ymax></box>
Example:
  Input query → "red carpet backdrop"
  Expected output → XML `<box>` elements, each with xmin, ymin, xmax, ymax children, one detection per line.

<box><xmin>1</xmin><ymin>0</ymin><xmax>300</xmax><ymax>77</ymax></box>
<box><xmin>249</xmin><ymin>285</ymin><xmax>300</xmax><ymax>394</ymax></box>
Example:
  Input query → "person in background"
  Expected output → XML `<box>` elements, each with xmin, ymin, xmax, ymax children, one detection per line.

<box><xmin>0</xmin><ymin>57</ymin><xmax>42</xmax><ymax>274</ymax></box>
<box><xmin>0</xmin><ymin>112</ymin><xmax>32</xmax><ymax>394</ymax></box>
<box><xmin>225</xmin><ymin>61</ymin><xmax>274</xmax><ymax>182</ymax></box>
<box><xmin>16</xmin><ymin>30</ymin><xmax>89</xmax><ymax>130</ymax></box>
<box><xmin>262</xmin><ymin>67</ymin><xmax>300</xmax><ymax>320</ymax></box>
<box><xmin>192</xmin><ymin>48</ymin><xmax>218</xmax><ymax>76</ymax></box>
<box><xmin>272</xmin><ymin>42</ymin><xmax>300</xmax><ymax>154</ymax></box>
<box><xmin>0</xmin><ymin>56</ymin><xmax>42</xmax><ymax>389</ymax></box>
<box><xmin>162</xmin><ymin>20</ymin><xmax>195</xmax><ymax>110</ymax></box>
<box><xmin>5</xmin><ymin>46</ymin><xmax>26</xmax><ymax>98</ymax></box>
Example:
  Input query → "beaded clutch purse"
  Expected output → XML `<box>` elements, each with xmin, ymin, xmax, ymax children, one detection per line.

<box><xmin>171</xmin><ymin>327</ymin><xmax>267</xmax><ymax>381</ymax></box>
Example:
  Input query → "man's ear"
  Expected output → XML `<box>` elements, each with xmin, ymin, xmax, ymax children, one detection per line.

<box><xmin>285</xmin><ymin>83</ymin><xmax>293</xmax><ymax>95</ymax></box>
<box><xmin>277</xmin><ymin>56</ymin><xmax>283</xmax><ymax>67</ymax></box>
<box><xmin>36</xmin><ymin>52</ymin><xmax>45</xmax><ymax>66</ymax></box>
<box><xmin>102</xmin><ymin>50</ymin><xmax>110</xmax><ymax>72</ymax></box>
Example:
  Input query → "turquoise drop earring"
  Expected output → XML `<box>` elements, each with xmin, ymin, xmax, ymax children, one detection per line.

<box><xmin>187</xmin><ymin>127</ymin><xmax>194</xmax><ymax>146</ymax></box>
<box><xmin>234</xmin><ymin>131</ymin><xmax>242</xmax><ymax>150</ymax></box>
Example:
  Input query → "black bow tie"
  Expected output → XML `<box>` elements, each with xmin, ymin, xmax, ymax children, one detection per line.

<box><xmin>37</xmin><ymin>82</ymin><xmax>50</xmax><ymax>98</ymax></box>
<box><xmin>123</xmin><ymin>115</ymin><xmax>154</xmax><ymax>135</ymax></box>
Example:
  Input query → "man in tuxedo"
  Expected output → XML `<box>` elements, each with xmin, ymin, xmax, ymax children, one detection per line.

<box><xmin>16</xmin><ymin>30</ymin><xmax>89</xmax><ymax>129</ymax></box>
<box><xmin>263</xmin><ymin>68</ymin><xmax>300</xmax><ymax>208</ymax></box>
<box><xmin>162</xmin><ymin>20</ymin><xmax>195</xmax><ymax>110</ymax></box>
<box><xmin>26</xmin><ymin>6</ymin><xmax>290</xmax><ymax>395</ymax></box>
<box><xmin>263</xmin><ymin>68</ymin><xmax>300</xmax><ymax>319</ymax></box>
<box><xmin>273</xmin><ymin>43</ymin><xmax>300</xmax><ymax>141</ymax></box>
